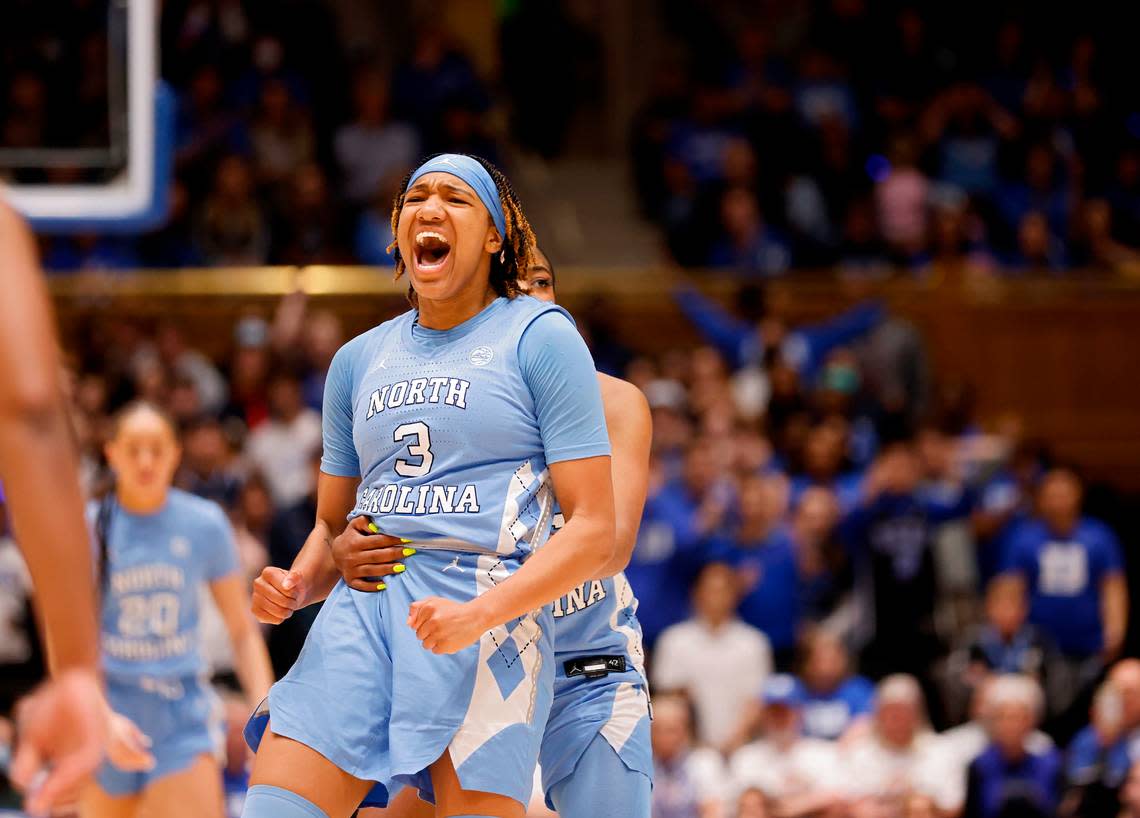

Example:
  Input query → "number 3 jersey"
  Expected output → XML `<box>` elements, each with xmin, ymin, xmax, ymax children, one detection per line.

<box><xmin>321</xmin><ymin>295</ymin><xmax>610</xmax><ymax>559</ymax></box>
<box><xmin>89</xmin><ymin>488</ymin><xmax>239</xmax><ymax>680</ymax></box>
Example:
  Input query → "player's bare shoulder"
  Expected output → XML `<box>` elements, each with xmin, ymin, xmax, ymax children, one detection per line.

<box><xmin>597</xmin><ymin>373</ymin><xmax>651</xmax><ymax>438</ymax></box>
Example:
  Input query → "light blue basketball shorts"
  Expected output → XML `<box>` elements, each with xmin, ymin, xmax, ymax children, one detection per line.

<box><xmin>539</xmin><ymin>665</ymin><xmax>653</xmax><ymax>814</ymax></box>
<box><xmin>245</xmin><ymin>549</ymin><xmax>555</xmax><ymax>809</ymax></box>
<box><xmin>98</xmin><ymin>674</ymin><xmax>223</xmax><ymax>795</ymax></box>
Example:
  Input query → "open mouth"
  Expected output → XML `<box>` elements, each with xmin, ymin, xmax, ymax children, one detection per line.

<box><xmin>414</xmin><ymin>231</ymin><xmax>452</xmax><ymax>272</ymax></box>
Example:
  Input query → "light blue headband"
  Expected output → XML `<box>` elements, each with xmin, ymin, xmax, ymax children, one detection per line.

<box><xmin>406</xmin><ymin>154</ymin><xmax>507</xmax><ymax>239</ymax></box>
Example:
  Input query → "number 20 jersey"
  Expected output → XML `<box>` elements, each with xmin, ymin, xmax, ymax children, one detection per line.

<box><xmin>323</xmin><ymin>295</ymin><xmax>589</xmax><ymax>559</ymax></box>
<box><xmin>90</xmin><ymin>488</ymin><xmax>239</xmax><ymax>680</ymax></box>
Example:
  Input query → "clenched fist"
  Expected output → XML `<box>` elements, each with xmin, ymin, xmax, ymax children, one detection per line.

<box><xmin>407</xmin><ymin>597</ymin><xmax>489</xmax><ymax>654</ymax></box>
<box><xmin>251</xmin><ymin>566</ymin><xmax>309</xmax><ymax>624</ymax></box>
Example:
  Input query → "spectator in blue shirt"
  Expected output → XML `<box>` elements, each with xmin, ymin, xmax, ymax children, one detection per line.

<box><xmin>790</xmin><ymin>420</ymin><xmax>865</xmax><ymax>516</ymax></box>
<box><xmin>790</xmin><ymin>487</ymin><xmax>845</xmax><ymax>623</ymax></box>
<box><xmin>971</xmin><ymin>438</ymin><xmax>1047</xmax><ymax>589</ymax></box>
<box><xmin>997</xmin><ymin>468</ymin><xmax>1128</xmax><ymax>662</ymax></box>
<box><xmin>706</xmin><ymin>473</ymin><xmax>800</xmax><ymax>664</ymax></box>
<box><xmin>707</xmin><ymin>188</ymin><xmax>792</xmax><ymax>277</ymax></box>
<box><xmin>1067</xmin><ymin>660</ymin><xmax>1140</xmax><ymax>795</ymax></box>
<box><xmin>627</xmin><ymin>450</ymin><xmax>730</xmax><ymax>645</ymax></box>
<box><xmin>1064</xmin><ymin>678</ymin><xmax>1130</xmax><ymax>815</ymax></box>
<box><xmin>965</xmin><ymin>577</ymin><xmax>1056</xmax><ymax>681</ymax></box>
<box><xmin>842</xmin><ymin>441</ymin><xmax>973</xmax><ymax>688</ymax></box>
<box><xmin>964</xmin><ymin>675</ymin><xmax>1062</xmax><ymax>818</ymax></box>
<box><xmin>797</xmin><ymin>628</ymin><xmax>875</xmax><ymax>740</ymax></box>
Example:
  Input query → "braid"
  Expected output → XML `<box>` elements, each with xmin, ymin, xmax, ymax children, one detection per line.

<box><xmin>386</xmin><ymin>154</ymin><xmax>537</xmax><ymax>304</ymax></box>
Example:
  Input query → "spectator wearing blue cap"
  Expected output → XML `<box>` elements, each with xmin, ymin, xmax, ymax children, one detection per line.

<box><xmin>729</xmin><ymin>674</ymin><xmax>845</xmax><ymax>817</ymax></box>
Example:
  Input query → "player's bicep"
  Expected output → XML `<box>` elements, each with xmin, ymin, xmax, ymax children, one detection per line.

<box><xmin>548</xmin><ymin>456</ymin><xmax>614</xmax><ymax>527</ymax></box>
<box><xmin>315</xmin><ymin>472</ymin><xmax>360</xmax><ymax>533</ymax></box>
<box><xmin>0</xmin><ymin>204</ymin><xmax>62</xmax><ymax>415</ymax></box>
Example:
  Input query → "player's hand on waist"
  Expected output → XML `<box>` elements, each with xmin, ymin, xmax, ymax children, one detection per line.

<box><xmin>407</xmin><ymin>597</ymin><xmax>489</xmax><ymax>654</ymax></box>
<box><xmin>332</xmin><ymin>515</ymin><xmax>416</xmax><ymax>593</ymax></box>
<box><xmin>252</xmin><ymin>566</ymin><xmax>310</xmax><ymax>624</ymax></box>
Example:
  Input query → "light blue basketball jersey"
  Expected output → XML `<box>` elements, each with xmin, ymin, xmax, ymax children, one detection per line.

<box><xmin>550</xmin><ymin>509</ymin><xmax>646</xmax><ymax>670</ymax></box>
<box><xmin>249</xmin><ymin>295</ymin><xmax>612</xmax><ymax>808</ymax></box>
<box><xmin>541</xmin><ymin>506</ymin><xmax>653</xmax><ymax>809</ymax></box>
<box><xmin>321</xmin><ymin>295</ymin><xmax>610</xmax><ymax>557</ymax></box>
<box><xmin>90</xmin><ymin>488</ymin><xmax>239</xmax><ymax>680</ymax></box>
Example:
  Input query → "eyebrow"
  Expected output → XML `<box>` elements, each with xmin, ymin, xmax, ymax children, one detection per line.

<box><xmin>406</xmin><ymin>180</ymin><xmax>475</xmax><ymax>197</ymax></box>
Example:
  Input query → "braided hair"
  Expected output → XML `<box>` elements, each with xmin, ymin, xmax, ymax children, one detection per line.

<box><xmin>386</xmin><ymin>154</ymin><xmax>537</xmax><ymax>305</ymax></box>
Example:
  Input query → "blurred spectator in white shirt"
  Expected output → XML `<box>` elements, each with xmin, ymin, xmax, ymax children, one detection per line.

<box><xmin>654</xmin><ymin>562</ymin><xmax>773</xmax><ymax>751</ymax></box>
<box><xmin>243</xmin><ymin>367</ymin><xmax>322</xmax><ymax>508</ymax></box>
<box><xmin>652</xmin><ymin>690</ymin><xmax>727</xmax><ymax>818</ymax></box>
<box><xmin>844</xmin><ymin>674</ymin><xmax>959</xmax><ymax>815</ymax></box>
<box><xmin>730</xmin><ymin>674</ymin><xmax>846</xmax><ymax>817</ymax></box>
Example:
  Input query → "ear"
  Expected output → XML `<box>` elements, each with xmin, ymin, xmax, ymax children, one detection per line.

<box><xmin>484</xmin><ymin>224</ymin><xmax>503</xmax><ymax>255</ymax></box>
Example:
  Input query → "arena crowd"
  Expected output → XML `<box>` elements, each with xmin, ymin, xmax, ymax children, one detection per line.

<box><xmin>2</xmin><ymin>2</ymin><xmax>1140</xmax><ymax>818</ymax></box>
<box><xmin>4</xmin><ymin>2</ymin><xmax>1140</xmax><ymax>276</ymax></box>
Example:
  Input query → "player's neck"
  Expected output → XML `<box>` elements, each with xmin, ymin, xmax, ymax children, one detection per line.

<box><xmin>116</xmin><ymin>487</ymin><xmax>169</xmax><ymax>514</ymax></box>
<box><xmin>417</xmin><ymin>284</ymin><xmax>497</xmax><ymax>330</ymax></box>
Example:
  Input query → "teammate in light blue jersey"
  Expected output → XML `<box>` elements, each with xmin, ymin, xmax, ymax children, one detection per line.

<box><xmin>83</xmin><ymin>402</ymin><xmax>274</xmax><ymax>818</ymax></box>
<box><xmin>525</xmin><ymin>253</ymin><xmax>654</xmax><ymax>818</ymax></box>
<box><xmin>243</xmin><ymin>155</ymin><xmax>616</xmax><ymax>818</ymax></box>
<box><xmin>338</xmin><ymin>249</ymin><xmax>654</xmax><ymax>818</ymax></box>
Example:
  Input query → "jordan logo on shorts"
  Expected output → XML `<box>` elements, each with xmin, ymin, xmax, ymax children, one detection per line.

<box><xmin>442</xmin><ymin>556</ymin><xmax>464</xmax><ymax>573</ymax></box>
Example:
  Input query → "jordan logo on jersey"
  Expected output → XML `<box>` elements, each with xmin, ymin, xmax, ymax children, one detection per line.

<box><xmin>366</xmin><ymin>377</ymin><xmax>470</xmax><ymax>419</ymax></box>
<box><xmin>442</xmin><ymin>556</ymin><xmax>464</xmax><ymax>573</ymax></box>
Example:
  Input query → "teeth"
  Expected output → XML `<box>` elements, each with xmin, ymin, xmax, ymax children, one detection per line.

<box><xmin>415</xmin><ymin>231</ymin><xmax>449</xmax><ymax>247</ymax></box>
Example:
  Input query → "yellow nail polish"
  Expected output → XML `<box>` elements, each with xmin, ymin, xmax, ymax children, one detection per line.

<box><xmin>368</xmin><ymin>522</ymin><xmax>380</xmax><ymax>534</ymax></box>
<box><xmin>402</xmin><ymin>547</ymin><xmax>417</xmax><ymax>557</ymax></box>
<box><xmin>393</xmin><ymin>564</ymin><xmax>406</xmax><ymax>574</ymax></box>
<box><xmin>376</xmin><ymin>582</ymin><xmax>387</xmax><ymax>591</ymax></box>
<box><xmin>400</xmin><ymin>538</ymin><xmax>412</xmax><ymax>544</ymax></box>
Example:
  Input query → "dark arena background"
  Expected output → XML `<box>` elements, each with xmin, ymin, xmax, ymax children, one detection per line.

<box><xmin>3</xmin><ymin>1</ymin><xmax>1140</xmax><ymax>816</ymax></box>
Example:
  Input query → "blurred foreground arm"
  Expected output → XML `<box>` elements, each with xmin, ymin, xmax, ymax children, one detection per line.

<box><xmin>0</xmin><ymin>200</ymin><xmax>107</xmax><ymax>812</ymax></box>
